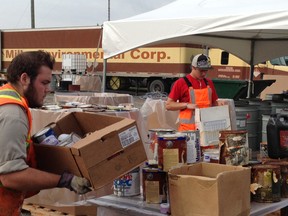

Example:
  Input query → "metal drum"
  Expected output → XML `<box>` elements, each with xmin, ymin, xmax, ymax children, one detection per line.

<box><xmin>251</xmin><ymin>164</ymin><xmax>281</xmax><ymax>203</ymax></box>
<box><xmin>142</xmin><ymin>167</ymin><xmax>168</xmax><ymax>204</ymax></box>
<box><xmin>157</xmin><ymin>133</ymin><xmax>187</xmax><ymax>171</ymax></box>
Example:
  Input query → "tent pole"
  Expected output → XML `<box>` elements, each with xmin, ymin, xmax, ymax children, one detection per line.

<box><xmin>101</xmin><ymin>59</ymin><xmax>107</xmax><ymax>92</ymax></box>
<box><xmin>247</xmin><ymin>40</ymin><xmax>255</xmax><ymax>98</ymax></box>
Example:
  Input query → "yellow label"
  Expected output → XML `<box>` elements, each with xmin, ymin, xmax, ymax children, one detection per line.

<box><xmin>163</xmin><ymin>148</ymin><xmax>179</xmax><ymax>172</ymax></box>
<box><xmin>145</xmin><ymin>181</ymin><xmax>160</xmax><ymax>204</ymax></box>
<box><xmin>2</xmin><ymin>47</ymin><xmax>203</xmax><ymax>64</ymax></box>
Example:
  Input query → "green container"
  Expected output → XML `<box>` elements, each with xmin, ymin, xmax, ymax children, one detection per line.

<box><xmin>212</xmin><ymin>79</ymin><xmax>248</xmax><ymax>99</ymax></box>
<box><xmin>212</xmin><ymin>79</ymin><xmax>276</xmax><ymax>100</ymax></box>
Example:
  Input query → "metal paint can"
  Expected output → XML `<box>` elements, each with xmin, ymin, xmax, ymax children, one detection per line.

<box><xmin>147</xmin><ymin>129</ymin><xmax>176</xmax><ymax>160</ymax></box>
<box><xmin>263</xmin><ymin>160</ymin><xmax>288</xmax><ymax>198</ymax></box>
<box><xmin>181</xmin><ymin>130</ymin><xmax>200</xmax><ymax>163</ymax></box>
<box><xmin>142</xmin><ymin>167</ymin><xmax>168</xmax><ymax>204</ymax></box>
<box><xmin>219</xmin><ymin>130</ymin><xmax>249</xmax><ymax>166</ymax></box>
<box><xmin>113</xmin><ymin>167</ymin><xmax>140</xmax><ymax>197</ymax></box>
<box><xmin>32</xmin><ymin>126</ymin><xmax>58</xmax><ymax>145</ymax></box>
<box><xmin>251</xmin><ymin>164</ymin><xmax>281</xmax><ymax>202</ymax></box>
<box><xmin>157</xmin><ymin>133</ymin><xmax>187</xmax><ymax>171</ymax></box>
<box><xmin>58</xmin><ymin>133</ymin><xmax>81</xmax><ymax>147</ymax></box>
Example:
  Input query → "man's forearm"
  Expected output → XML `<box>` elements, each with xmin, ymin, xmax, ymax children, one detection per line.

<box><xmin>0</xmin><ymin>167</ymin><xmax>60</xmax><ymax>192</ymax></box>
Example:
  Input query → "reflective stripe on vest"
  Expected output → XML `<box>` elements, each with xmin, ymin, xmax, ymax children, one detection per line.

<box><xmin>178</xmin><ymin>78</ymin><xmax>212</xmax><ymax>131</ymax></box>
<box><xmin>0</xmin><ymin>84</ymin><xmax>35</xmax><ymax>216</ymax></box>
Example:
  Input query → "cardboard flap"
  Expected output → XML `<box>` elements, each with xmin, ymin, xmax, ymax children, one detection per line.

<box><xmin>33</xmin><ymin>143</ymin><xmax>82</xmax><ymax>176</ymax></box>
<box><xmin>52</xmin><ymin>113</ymin><xmax>85</xmax><ymax>137</ymax></box>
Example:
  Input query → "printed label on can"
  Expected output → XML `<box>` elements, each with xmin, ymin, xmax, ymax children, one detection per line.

<box><xmin>33</xmin><ymin>126</ymin><xmax>56</xmax><ymax>144</ymax></box>
<box><xmin>145</xmin><ymin>181</ymin><xmax>160</xmax><ymax>204</ymax></box>
<box><xmin>163</xmin><ymin>149</ymin><xmax>179</xmax><ymax>172</ymax></box>
<box><xmin>184</xmin><ymin>131</ymin><xmax>200</xmax><ymax>163</ymax></box>
<box><xmin>40</xmin><ymin>135</ymin><xmax>59</xmax><ymax>146</ymax></box>
<box><xmin>113</xmin><ymin>168</ymin><xmax>140</xmax><ymax>197</ymax></box>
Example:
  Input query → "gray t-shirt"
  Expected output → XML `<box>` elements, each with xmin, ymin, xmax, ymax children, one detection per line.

<box><xmin>0</xmin><ymin>104</ymin><xmax>29</xmax><ymax>174</ymax></box>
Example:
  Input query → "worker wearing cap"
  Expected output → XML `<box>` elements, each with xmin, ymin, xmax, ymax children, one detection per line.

<box><xmin>166</xmin><ymin>54</ymin><xmax>220</xmax><ymax>131</ymax></box>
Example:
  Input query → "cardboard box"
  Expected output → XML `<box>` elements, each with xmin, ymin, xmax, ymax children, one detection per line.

<box><xmin>168</xmin><ymin>163</ymin><xmax>251</xmax><ymax>216</ymax></box>
<box><xmin>33</xmin><ymin>112</ymin><xmax>147</xmax><ymax>189</ymax></box>
<box><xmin>195</xmin><ymin>105</ymin><xmax>231</xmax><ymax>146</ymax></box>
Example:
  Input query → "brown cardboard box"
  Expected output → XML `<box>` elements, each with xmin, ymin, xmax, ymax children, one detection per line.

<box><xmin>33</xmin><ymin>112</ymin><xmax>147</xmax><ymax>189</ymax></box>
<box><xmin>168</xmin><ymin>163</ymin><xmax>251</xmax><ymax>216</ymax></box>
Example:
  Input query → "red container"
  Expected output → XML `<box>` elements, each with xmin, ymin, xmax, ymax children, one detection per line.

<box><xmin>157</xmin><ymin>133</ymin><xmax>186</xmax><ymax>171</ymax></box>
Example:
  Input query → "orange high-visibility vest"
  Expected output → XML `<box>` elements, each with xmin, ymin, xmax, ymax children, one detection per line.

<box><xmin>0</xmin><ymin>83</ymin><xmax>37</xmax><ymax>216</ymax></box>
<box><xmin>178</xmin><ymin>77</ymin><xmax>212</xmax><ymax>131</ymax></box>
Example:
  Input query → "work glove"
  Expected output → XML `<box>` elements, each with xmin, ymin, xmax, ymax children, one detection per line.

<box><xmin>57</xmin><ymin>172</ymin><xmax>92</xmax><ymax>194</ymax></box>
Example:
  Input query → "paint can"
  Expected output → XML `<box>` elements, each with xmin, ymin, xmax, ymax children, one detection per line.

<box><xmin>181</xmin><ymin>130</ymin><xmax>201</xmax><ymax>163</ymax></box>
<box><xmin>142</xmin><ymin>167</ymin><xmax>168</xmax><ymax>204</ymax></box>
<box><xmin>263</xmin><ymin>160</ymin><xmax>288</xmax><ymax>198</ymax></box>
<box><xmin>157</xmin><ymin>133</ymin><xmax>187</xmax><ymax>171</ymax></box>
<box><xmin>32</xmin><ymin>126</ymin><xmax>59</xmax><ymax>146</ymax></box>
<box><xmin>251</xmin><ymin>164</ymin><xmax>281</xmax><ymax>202</ymax></box>
<box><xmin>58</xmin><ymin>132</ymin><xmax>82</xmax><ymax>147</ymax></box>
<box><xmin>113</xmin><ymin>167</ymin><xmax>140</xmax><ymax>197</ymax></box>
<box><xmin>219</xmin><ymin>130</ymin><xmax>249</xmax><ymax>166</ymax></box>
<box><xmin>147</xmin><ymin>129</ymin><xmax>176</xmax><ymax>162</ymax></box>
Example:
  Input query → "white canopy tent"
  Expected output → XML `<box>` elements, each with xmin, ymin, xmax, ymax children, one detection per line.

<box><xmin>101</xmin><ymin>0</ymin><xmax>288</xmax><ymax>96</ymax></box>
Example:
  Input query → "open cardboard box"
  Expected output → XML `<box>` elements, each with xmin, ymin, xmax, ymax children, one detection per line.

<box><xmin>33</xmin><ymin>112</ymin><xmax>147</xmax><ymax>189</ymax></box>
<box><xmin>168</xmin><ymin>163</ymin><xmax>251</xmax><ymax>216</ymax></box>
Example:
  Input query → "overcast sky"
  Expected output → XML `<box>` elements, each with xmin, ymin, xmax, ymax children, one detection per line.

<box><xmin>0</xmin><ymin>0</ymin><xmax>175</xmax><ymax>29</ymax></box>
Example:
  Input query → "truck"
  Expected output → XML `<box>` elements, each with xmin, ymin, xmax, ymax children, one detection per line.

<box><xmin>1</xmin><ymin>26</ymin><xmax>288</xmax><ymax>93</ymax></box>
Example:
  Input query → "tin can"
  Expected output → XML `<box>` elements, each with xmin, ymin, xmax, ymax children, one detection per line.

<box><xmin>32</xmin><ymin>126</ymin><xmax>58</xmax><ymax>146</ymax></box>
<box><xmin>251</xmin><ymin>164</ymin><xmax>281</xmax><ymax>202</ymax></box>
<box><xmin>263</xmin><ymin>160</ymin><xmax>288</xmax><ymax>198</ymax></box>
<box><xmin>58</xmin><ymin>132</ymin><xmax>81</xmax><ymax>147</ymax></box>
<box><xmin>157</xmin><ymin>133</ymin><xmax>187</xmax><ymax>171</ymax></box>
<box><xmin>181</xmin><ymin>130</ymin><xmax>200</xmax><ymax>163</ymax></box>
<box><xmin>219</xmin><ymin>130</ymin><xmax>249</xmax><ymax>166</ymax></box>
<box><xmin>113</xmin><ymin>167</ymin><xmax>140</xmax><ymax>197</ymax></box>
<box><xmin>148</xmin><ymin>129</ymin><xmax>175</xmax><ymax>161</ymax></box>
<box><xmin>142</xmin><ymin>167</ymin><xmax>168</xmax><ymax>204</ymax></box>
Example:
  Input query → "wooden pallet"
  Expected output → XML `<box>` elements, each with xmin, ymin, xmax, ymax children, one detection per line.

<box><xmin>22</xmin><ymin>204</ymin><xmax>73</xmax><ymax>216</ymax></box>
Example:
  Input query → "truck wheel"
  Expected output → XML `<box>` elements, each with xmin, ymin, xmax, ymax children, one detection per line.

<box><xmin>149</xmin><ymin>79</ymin><xmax>166</xmax><ymax>92</ymax></box>
<box><xmin>170</xmin><ymin>81</ymin><xmax>176</xmax><ymax>92</ymax></box>
<box><xmin>108</xmin><ymin>76</ymin><xmax>129</xmax><ymax>90</ymax></box>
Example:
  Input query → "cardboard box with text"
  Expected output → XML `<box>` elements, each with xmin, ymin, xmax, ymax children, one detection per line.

<box><xmin>33</xmin><ymin>112</ymin><xmax>147</xmax><ymax>189</ymax></box>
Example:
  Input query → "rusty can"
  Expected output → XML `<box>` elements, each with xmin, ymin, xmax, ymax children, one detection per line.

<box><xmin>157</xmin><ymin>133</ymin><xmax>187</xmax><ymax>171</ymax></box>
<box><xmin>263</xmin><ymin>160</ymin><xmax>288</xmax><ymax>198</ymax></box>
<box><xmin>219</xmin><ymin>130</ymin><xmax>249</xmax><ymax>166</ymax></box>
<box><xmin>142</xmin><ymin>167</ymin><xmax>168</xmax><ymax>204</ymax></box>
<box><xmin>251</xmin><ymin>164</ymin><xmax>281</xmax><ymax>202</ymax></box>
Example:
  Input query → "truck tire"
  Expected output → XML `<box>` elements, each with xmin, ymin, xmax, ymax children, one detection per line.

<box><xmin>108</xmin><ymin>76</ymin><xmax>129</xmax><ymax>90</ymax></box>
<box><xmin>148</xmin><ymin>79</ymin><xmax>166</xmax><ymax>92</ymax></box>
<box><xmin>170</xmin><ymin>81</ymin><xmax>176</xmax><ymax>92</ymax></box>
